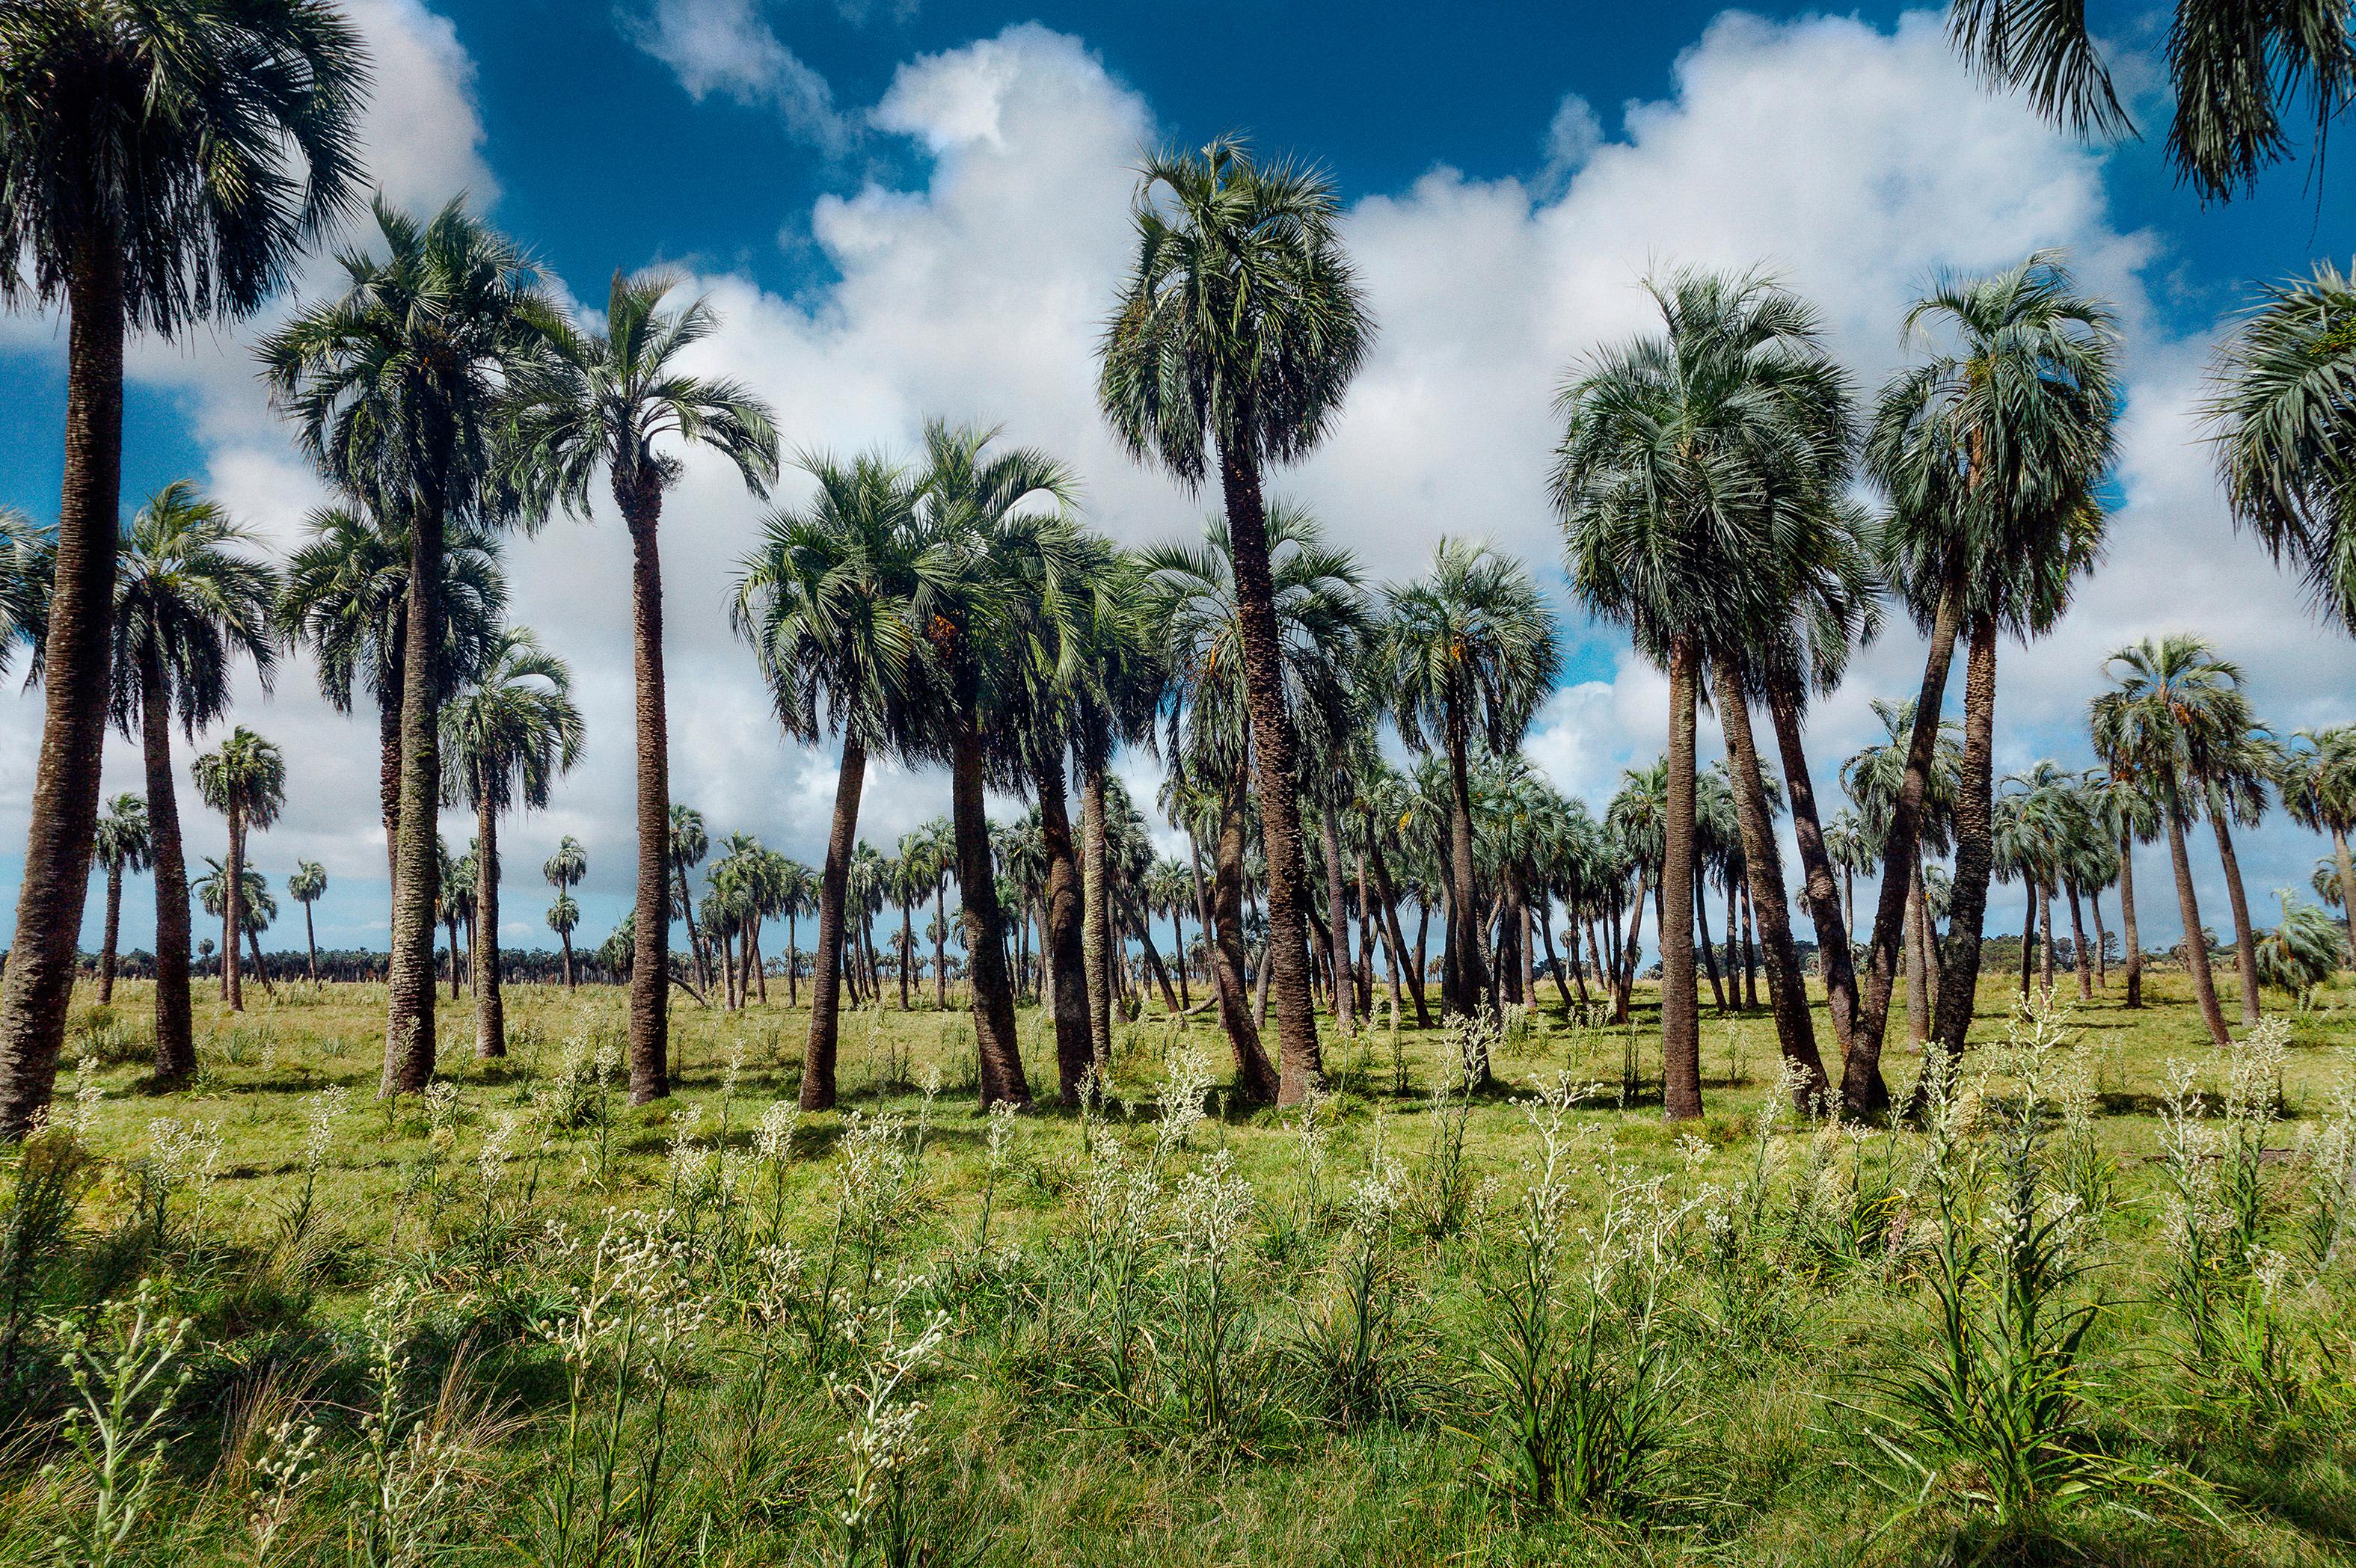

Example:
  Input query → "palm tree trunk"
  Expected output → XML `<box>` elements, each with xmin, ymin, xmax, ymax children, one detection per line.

<box><xmin>1712</xmin><ymin>652</ymin><xmax>1825</xmax><ymax>1103</ymax></box>
<box><xmin>475</xmin><ymin>793</ymin><xmax>505</xmax><ymax>1057</ymax></box>
<box><xmin>1662</xmin><ymin>635</ymin><xmax>1702</xmax><ymax>1121</ymax></box>
<box><xmin>1365</xmin><ymin>835</ymin><xmax>1429</xmax><ymax>1027</ymax></box>
<box><xmin>951</xmin><ymin>713</ymin><xmax>1028</xmax><ymax>1108</ymax></box>
<box><xmin>785</xmin><ymin>912</ymin><xmax>799</xmax><ymax>1009</ymax></box>
<box><xmin>246</xmin><ymin>925</ymin><xmax>274</xmax><ymax>998</ymax></box>
<box><xmin>1036</xmin><ymin>754</ymin><xmax>1091</xmax><ymax>1105</ymax></box>
<box><xmin>1615</xmin><ymin>870</ymin><xmax>1647</xmax><ymax>1026</ymax></box>
<box><xmin>1081</xmin><ymin>762</ymin><xmax>1114</xmax><ymax>1074</ymax></box>
<box><xmin>560</xmin><ymin>928</ymin><xmax>575</xmax><ymax>991</ymax></box>
<box><xmin>301</xmin><ymin>900</ymin><xmax>319</xmax><ymax>985</ymax></box>
<box><xmin>2334</xmin><ymin>828</ymin><xmax>2356</xmax><ymax>971</ymax></box>
<box><xmin>0</xmin><ymin>251</ymin><xmax>123</xmax><ymax>1140</ymax></box>
<box><xmin>1319</xmin><ymin>803</ymin><xmax>1356</xmax><ymax>1036</ymax></box>
<box><xmin>1171</xmin><ymin>893</ymin><xmax>1192</xmax><ymax>1010</ymax></box>
<box><xmin>378</xmin><ymin>680</ymin><xmax>402</xmax><ymax>893</ymax></box>
<box><xmin>2165</xmin><ymin>790</ymin><xmax>2233</xmax><ymax>1045</ymax></box>
<box><xmin>1444</xmin><ymin>711</ymin><xmax>1491</xmax><ymax>1030</ymax></box>
<box><xmin>1926</xmin><ymin>613</ymin><xmax>1995</xmax><ymax>1070</ymax></box>
<box><xmin>1218</xmin><ymin>439</ymin><xmax>1322</xmax><ymax>1101</ymax></box>
<box><xmin>1851</xmin><ymin>584</ymin><xmax>1961</xmax><ymax>1117</ymax></box>
<box><xmin>933</xmin><ymin>883</ymin><xmax>948</xmax><ymax>1010</ymax></box>
<box><xmin>2206</xmin><ymin>784</ymin><xmax>2263</xmax><ymax>1026</ymax></box>
<box><xmin>2089</xmin><ymin>886</ymin><xmax>2109</xmax><ymax>988</ymax></box>
<box><xmin>1416</xmin><ymin>897</ymin><xmax>1435</xmax><ymax>1015</ymax></box>
<box><xmin>803</xmin><ymin>735</ymin><xmax>866</xmax><ymax>1111</ymax></box>
<box><xmin>614</xmin><ymin>478</ymin><xmax>674</xmax><ymax>1102</ymax></box>
<box><xmin>1743</xmin><ymin>880</ymin><xmax>1760</xmax><ymax>1009</ymax></box>
<box><xmin>2019</xmin><ymin>886</ymin><xmax>2037</xmax><ymax>997</ymax></box>
<box><xmin>1905</xmin><ymin>869</ymin><xmax>1928</xmax><ymax>1047</ymax></box>
<box><xmin>2065</xmin><ymin>882</ymin><xmax>2093</xmax><ymax>1001</ymax></box>
<box><xmin>383</xmin><ymin>465</ymin><xmax>445</xmax><ymax>1098</ymax></box>
<box><xmin>1765</xmin><ymin>677</ymin><xmax>1859</xmax><ymax>1060</ymax></box>
<box><xmin>1696</xmin><ymin>867</ymin><xmax>1726</xmax><ymax>1012</ymax></box>
<box><xmin>225</xmin><ymin>805</ymin><xmax>245</xmax><ymax>1012</ymax></box>
<box><xmin>1539</xmin><ymin>908</ymin><xmax>1575</xmax><ymax>1011</ymax></box>
<box><xmin>2038</xmin><ymin>881</ymin><xmax>2056</xmax><ymax>993</ymax></box>
<box><xmin>98</xmin><ymin>865</ymin><xmax>123</xmax><ymax>1005</ymax></box>
<box><xmin>1208</xmin><ymin>760</ymin><xmax>1278</xmax><ymax>1101</ymax></box>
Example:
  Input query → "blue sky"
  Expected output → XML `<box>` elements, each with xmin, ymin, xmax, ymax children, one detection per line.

<box><xmin>2</xmin><ymin>0</ymin><xmax>2352</xmax><ymax>962</ymax></box>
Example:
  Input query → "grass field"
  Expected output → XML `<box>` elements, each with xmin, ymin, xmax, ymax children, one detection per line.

<box><xmin>4</xmin><ymin>967</ymin><xmax>2355</xmax><ymax>1566</ymax></box>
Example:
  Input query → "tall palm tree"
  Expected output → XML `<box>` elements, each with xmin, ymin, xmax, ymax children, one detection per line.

<box><xmin>1099</xmin><ymin>135</ymin><xmax>1373</xmax><ymax>1109</ymax></box>
<box><xmin>287</xmin><ymin>860</ymin><xmax>326</xmax><ymax>984</ymax></box>
<box><xmin>543</xmin><ymin>835</ymin><xmax>588</xmax><ymax>989</ymax></box>
<box><xmin>915</xmin><ymin>819</ymin><xmax>955</xmax><ymax>1010</ymax></box>
<box><xmin>194</xmin><ymin>858</ymin><xmax>276</xmax><ymax>996</ymax></box>
<box><xmin>1824</xmin><ymin>808</ymin><xmax>1875</xmax><ymax>936</ymax></box>
<box><xmin>1070</xmin><ymin>560</ymin><xmax>1164</xmax><ymax>1075</ymax></box>
<box><xmin>1553</xmin><ymin>269</ymin><xmax>1833</xmax><ymax>1119</ymax></box>
<box><xmin>2201</xmin><ymin>725</ymin><xmax>2281</xmax><ymax>1027</ymax></box>
<box><xmin>731</xmin><ymin>451</ymin><xmax>930</xmax><ymax>1109</ymax></box>
<box><xmin>443</xmin><ymin>627</ymin><xmax>583</xmax><ymax>1057</ymax></box>
<box><xmin>276</xmin><ymin>500</ymin><xmax>508</xmax><ymax>892</ymax></box>
<box><xmin>191</xmin><ymin>728</ymin><xmax>286</xmax><ymax>1013</ymax></box>
<box><xmin>0</xmin><ymin>0</ymin><xmax>366</xmax><ymax>1135</ymax></box>
<box><xmin>2090</xmin><ymin>634</ymin><xmax>2249</xmax><ymax>1047</ymax></box>
<box><xmin>1947</xmin><ymin>0</ymin><xmax>2356</xmax><ymax>202</ymax></box>
<box><xmin>1867</xmin><ymin>252</ymin><xmax>2117</xmax><ymax>1095</ymax></box>
<box><xmin>1381</xmin><ymin>537</ymin><xmax>1560</xmax><ymax>1034</ymax></box>
<box><xmin>1143</xmin><ymin>505</ymin><xmax>1366</xmax><ymax>1103</ymax></box>
<box><xmin>667</xmin><ymin>805</ymin><xmax>712</xmax><ymax>998</ymax></box>
<box><xmin>2282</xmin><ymin>726</ymin><xmax>2356</xmax><ymax>969</ymax></box>
<box><xmin>109</xmin><ymin>485</ymin><xmax>277</xmax><ymax>1074</ymax></box>
<box><xmin>1843</xmin><ymin>700</ymin><xmax>1963</xmax><ymax>1053</ymax></box>
<box><xmin>91</xmin><ymin>794</ymin><xmax>150</xmax><ymax>1004</ymax></box>
<box><xmin>507</xmin><ymin>269</ymin><xmax>778</xmax><ymax>1101</ymax></box>
<box><xmin>260</xmin><ymin>197</ymin><xmax>559</xmax><ymax>1098</ymax></box>
<box><xmin>2210</xmin><ymin>262</ymin><xmax>2356</xmax><ymax>636</ymax></box>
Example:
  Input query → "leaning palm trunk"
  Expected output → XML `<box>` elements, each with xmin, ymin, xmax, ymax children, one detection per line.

<box><xmin>1208</xmin><ymin>763</ymin><xmax>1280</xmax><ymax>1101</ymax></box>
<box><xmin>0</xmin><ymin>253</ymin><xmax>125</xmax><ymax>1140</ymax></box>
<box><xmin>1765</xmin><ymin>677</ymin><xmax>1858</xmax><ymax>1058</ymax></box>
<box><xmin>803</xmin><ymin>736</ymin><xmax>865</xmax><ymax>1110</ymax></box>
<box><xmin>1039</xmin><ymin>761</ymin><xmax>1091</xmax><ymax>1105</ymax></box>
<box><xmin>1218</xmin><ymin>442</ymin><xmax>1322</xmax><ymax>1103</ymax></box>
<box><xmin>139</xmin><ymin>645</ymin><xmax>196</xmax><ymax>1084</ymax></box>
<box><xmin>1711</xmin><ymin>652</ymin><xmax>1825</xmax><ymax>1104</ymax></box>
<box><xmin>2206</xmin><ymin>784</ymin><xmax>2263</xmax><ymax>1026</ymax></box>
<box><xmin>952</xmin><ymin>713</ymin><xmax>1028</xmax><ymax>1107</ymax></box>
<box><xmin>1930</xmin><ymin>617</ymin><xmax>1998</xmax><ymax>1070</ymax></box>
<box><xmin>1080</xmin><ymin>763</ymin><xmax>1114</xmax><ymax>1075</ymax></box>
<box><xmin>1615</xmin><ymin>870</ymin><xmax>1648</xmax><ymax>1025</ymax></box>
<box><xmin>475</xmin><ymin>790</ymin><xmax>505</xmax><ymax>1057</ymax></box>
<box><xmin>1852</xmin><ymin>585</ymin><xmax>1961</xmax><ymax>1117</ymax></box>
<box><xmin>2158</xmin><ymin>777</ymin><xmax>2233</xmax><ymax>1045</ymax></box>
<box><xmin>1661</xmin><ymin>635</ymin><xmax>1703</xmax><ymax>1121</ymax></box>
<box><xmin>384</xmin><ymin>492</ymin><xmax>446</xmax><ymax>1098</ymax></box>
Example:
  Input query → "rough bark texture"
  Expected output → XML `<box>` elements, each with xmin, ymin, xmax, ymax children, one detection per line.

<box><xmin>953</xmin><ymin>719</ymin><xmax>1028</xmax><ymax>1107</ymax></box>
<box><xmin>1080</xmin><ymin>763</ymin><xmax>1113</xmax><ymax>1076</ymax></box>
<box><xmin>1930</xmin><ymin>615</ymin><xmax>1997</xmax><ymax>1071</ymax></box>
<box><xmin>1037</xmin><ymin>754</ymin><xmax>1092</xmax><ymax>1104</ymax></box>
<box><xmin>1764</xmin><ymin>678</ymin><xmax>1856</xmax><ymax>1058</ymax></box>
<box><xmin>140</xmin><ymin>645</ymin><xmax>195</xmax><ymax>1083</ymax></box>
<box><xmin>1711</xmin><ymin>653</ymin><xmax>1824</xmax><ymax>1104</ymax></box>
<box><xmin>0</xmin><ymin>258</ymin><xmax>123</xmax><ymax>1137</ymax></box>
<box><xmin>1850</xmin><ymin>588</ymin><xmax>1960</xmax><ymax>1118</ymax></box>
<box><xmin>97</xmin><ymin>866</ymin><xmax>123</xmax><ymax>1003</ymax></box>
<box><xmin>1210</xmin><ymin>763</ymin><xmax>1279</xmax><ymax>1101</ymax></box>
<box><xmin>474</xmin><ymin>792</ymin><xmax>505</xmax><ymax>1057</ymax></box>
<box><xmin>1216</xmin><ymin>440</ymin><xmax>1321</xmax><ymax>1103</ymax></box>
<box><xmin>1661</xmin><ymin>636</ymin><xmax>1702</xmax><ymax>1122</ymax></box>
<box><xmin>803</xmin><ymin>735</ymin><xmax>865</xmax><ymax>1111</ymax></box>
<box><xmin>622</xmin><ymin>482</ymin><xmax>672</xmax><ymax>1103</ymax></box>
<box><xmin>224</xmin><ymin>805</ymin><xmax>246</xmax><ymax>1012</ymax></box>
<box><xmin>2163</xmin><ymin>785</ymin><xmax>2233</xmax><ymax>1046</ymax></box>
<box><xmin>2066</xmin><ymin>884</ymin><xmax>2093</xmax><ymax>1002</ymax></box>
<box><xmin>1445</xmin><ymin>713</ymin><xmax>1491</xmax><ymax>1027</ymax></box>
<box><xmin>2206</xmin><ymin>786</ymin><xmax>2263</xmax><ymax>1027</ymax></box>
<box><xmin>382</xmin><ymin>473</ymin><xmax>445</xmax><ymax>1098</ymax></box>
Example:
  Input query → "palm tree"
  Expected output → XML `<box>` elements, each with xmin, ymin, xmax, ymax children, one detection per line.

<box><xmin>191</xmin><ymin>728</ymin><xmax>286</xmax><ymax>1013</ymax></box>
<box><xmin>1381</xmin><ymin>538</ymin><xmax>1560</xmax><ymax>1036</ymax></box>
<box><xmin>1824</xmin><ymin>809</ymin><xmax>1875</xmax><ymax>936</ymax></box>
<box><xmin>543</xmin><ymin>836</ymin><xmax>588</xmax><ymax>989</ymax></box>
<box><xmin>2257</xmin><ymin>892</ymin><xmax>2343</xmax><ymax>1009</ymax></box>
<box><xmin>667</xmin><ymin>805</ymin><xmax>712</xmax><ymax>998</ymax></box>
<box><xmin>91</xmin><ymin>795</ymin><xmax>150</xmax><ymax>1004</ymax></box>
<box><xmin>2090</xmin><ymin>634</ymin><xmax>2249</xmax><ymax>1047</ymax></box>
<box><xmin>1946</xmin><ymin>0</ymin><xmax>2356</xmax><ymax>202</ymax></box>
<box><xmin>260</xmin><ymin>197</ymin><xmax>559</xmax><ymax>1098</ymax></box>
<box><xmin>2201</xmin><ymin>727</ymin><xmax>2281</xmax><ymax>1027</ymax></box>
<box><xmin>915</xmin><ymin>819</ymin><xmax>955</xmax><ymax>1010</ymax></box>
<box><xmin>547</xmin><ymin>892</ymin><xmax>581</xmax><ymax>982</ymax></box>
<box><xmin>1866</xmin><ymin>253</ymin><xmax>2117</xmax><ymax>1093</ymax></box>
<box><xmin>1143</xmin><ymin>505</ymin><xmax>1366</xmax><ymax>1102</ymax></box>
<box><xmin>443</xmin><ymin>627</ymin><xmax>584</xmax><ymax>1057</ymax></box>
<box><xmin>0</xmin><ymin>0</ymin><xmax>366</xmax><ymax>1136</ymax></box>
<box><xmin>1070</xmin><ymin>561</ymin><xmax>1165</xmax><ymax>1075</ymax></box>
<box><xmin>1843</xmin><ymin>700</ymin><xmax>1963</xmax><ymax>1054</ymax></box>
<box><xmin>108</xmin><ymin>485</ymin><xmax>278</xmax><ymax>1069</ymax></box>
<box><xmin>287</xmin><ymin>860</ymin><xmax>327</xmax><ymax>984</ymax></box>
<box><xmin>2282</xmin><ymin>727</ymin><xmax>2356</xmax><ymax>970</ymax></box>
<box><xmin>731</xmin><ymin>451</ymin><xmax>930</xmax><ymax>1109</ymax></box>
<box><xmin>1099</xmin><ymin>135</ymin><xmax>1373</xmax><ymax>1109</ymax></box>
<box><xmin>2084</xmin><ymin>767</ymin><xmax>2162</xmax><ymax>1006</ymax></box>
<box><xmin>506</xmin><ymin>269</ymin><xmax>779</xmax><ymax>1100</ymax></box>
<box><xmin>194</xmin><ymin>858</ymin><xmax>277</xmax><ymax>996</ymax></box>
<box><xmin>0</xmin><ymin>509</ymin><xmax>52</xmax><ymax>678</ymax></box>
<box><xmin>912</xmin><ymin>424</ymin><xmax>1090</xmax><ymax>1110</ymax></box>
<box><xmin>276</xmin><ymin>501</ymin><xmax>508</xmax><ymax>893</ymax></box>
<box><xmin>2210</xmin><ymin>263</ymin><xmax>2356</xmax><ymax>636</ymax></box>
<box><xmin>1554</xmin><ymin>269</ymin><xmax>1835</xmax><ymax>1119</ymax></box>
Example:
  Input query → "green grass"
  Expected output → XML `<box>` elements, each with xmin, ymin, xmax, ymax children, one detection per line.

<box><xmin>4</xmin><ymin>967</ymin><xmax>2356</xmax><ymax>1567</ymax></box>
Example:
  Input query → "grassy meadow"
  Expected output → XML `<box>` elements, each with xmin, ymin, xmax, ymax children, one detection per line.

<box><xmin>4</xmin><ymin>968</ymin><xmax>2355</xmax><ymax>1566</ymax></box>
